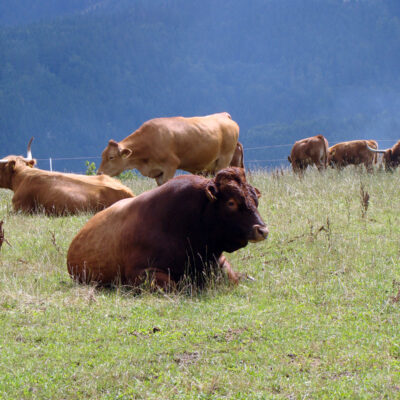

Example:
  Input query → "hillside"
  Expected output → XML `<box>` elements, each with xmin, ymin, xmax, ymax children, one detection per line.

<box><xmin>1</xmin><ymin>0</ymin><xmax>400</xmax><ymax>171</ymax></box>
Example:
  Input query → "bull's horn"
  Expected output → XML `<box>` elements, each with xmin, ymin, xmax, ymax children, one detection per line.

<box><xmin>0</xmin><ymin>159</ymin><xmax>8</xmax><ymax>163</ymax></box>
<box><xmin>26</xmin><ymin>137</ymin><xmax>34</xmax><ymax>160</ymax></box>
<box><xmin>366</xmin><ymin>145</ymin><xmax>386</xmax><ymax>153</ymax></box>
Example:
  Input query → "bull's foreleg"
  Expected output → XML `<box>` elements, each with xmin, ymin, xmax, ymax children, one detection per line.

<box><xmin>218</xmin><ymin>255</ymin><xmax>240</xmax><ymax>284</ymax></box>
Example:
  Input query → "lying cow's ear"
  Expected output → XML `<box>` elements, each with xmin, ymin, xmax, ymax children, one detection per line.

<box><xmin>7</xmin><ymin>160</ymin><xmax>16</xmax><ymax>172</ymax></box>
<box><xmin>108</xmin><ymin>139</ymin><xmax>119</xmax><ymax>147</ymax></box>
<box><xmin>254</xmin><ymin>187</ymin><xmax>262</xmax><ymax>199</ymax></box>
<box><xmin>205</xmin><ymin>182</ymin><xmax>218</xmax><ymax>202</ymax></box>
<box><xmin>120</xmin><ymin>148</ymin><xmax>132</xmax><ymax>159</ymax></box>
<box><xmin>27</xmin><ymin>159</ymin><xmax>36</xmax><ymax>168</ymax></box>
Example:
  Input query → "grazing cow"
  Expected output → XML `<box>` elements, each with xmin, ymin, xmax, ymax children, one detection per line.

<box><xmin>366</xmin><ymin>140</ymin><xmax>400</xmax><ymax>171</ymax></box>
<box><xmin>67</xmin><ymin>167</ymin><xmax>268</xmax><ymax>288</ymax></box>
<box><xmin>328</xmin><ymin>140</ymin><xmax>378</xmax><ymax>171</ymax></box>
<box><xmin>288</xmin><ymin>135</ymin><xmax>329</xmax><ymax>173</ymax></box>
<box><xmin>0</xmin><ymin>140</ymin><xmax>134</xmax><ymax>215</ymax></box>
<box><xmin>97</xmin><ymin>112</ymin><xmax>239</xmax><ymax>185</ymax></box>
<box><xmin>230</xmin><ymin>142</ymin><xmax>244</xmax><ymax>169</ymax></box>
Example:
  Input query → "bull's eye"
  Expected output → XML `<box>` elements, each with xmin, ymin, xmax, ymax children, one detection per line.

<box><xmin>226</xmin><ymin>199</ymin><xmax>238</xmax><ymax>211</ymax></box>
<box><xmin>109</xmin><ymin>156</ymin><xmax>115</xmax><ymax>161</ymax></box>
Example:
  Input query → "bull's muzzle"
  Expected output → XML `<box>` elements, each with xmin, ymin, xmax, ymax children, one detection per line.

<box><xmin>250</xmin><ymin>224</ymin><xmax>269</xmax><ymax>242</ymax></box>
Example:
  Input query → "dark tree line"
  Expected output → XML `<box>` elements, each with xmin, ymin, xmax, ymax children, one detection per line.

<box><xmin>1</xmin><ymin>0</ymin><xmax>400</xmax><ymax>171</ymax></box>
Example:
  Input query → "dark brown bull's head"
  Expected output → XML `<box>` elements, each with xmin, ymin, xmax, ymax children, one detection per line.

<box><xmin>97</xmin><ymin>140</ymin><xmax>132</xmax><ymax>176</ymax></box>
<box><xmin>0</xmin><ymin>138</ymin><xmax>36</xmax><ymax>188</ymax></box>
<box><xmin>205</xmin><ymin>167</ymin><xmax>268</xmax><ymax>252</ymax></box>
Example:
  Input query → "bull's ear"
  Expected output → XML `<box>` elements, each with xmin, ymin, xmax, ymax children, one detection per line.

<box><xmin>254</xmin><ymin>187</ymin><xmax>262</xmax><ymax>199</ymax></box>
<box><xmin>120</xmin><ymin>148</ymin><xmax>132</xmax><ymax>159</ymax></box>
<box><xmin>205</xmin><ymin>182</ymin><xmax>218</xmax><ymax>202</ymax></box>
<box><xmin>27</xmin><ymin>159</ymin><xmax>36</xmax><ymax>168</ymax></box>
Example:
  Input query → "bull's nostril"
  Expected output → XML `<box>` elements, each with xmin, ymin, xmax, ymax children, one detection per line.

<box><xmin>258</xmin><ymin>225</ymin><xmax>269</xmax><ymax>238</ymax></box>
<box><xmin>252</xmin><ymin>224</ymin><xmax>268</xmax><ymax>241</ymax></box>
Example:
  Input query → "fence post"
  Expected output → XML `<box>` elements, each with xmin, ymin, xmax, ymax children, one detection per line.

<box><xmin>49</xmin><ymin>158</ymin><xmax>53</xmax><ymax>172</ymax></box>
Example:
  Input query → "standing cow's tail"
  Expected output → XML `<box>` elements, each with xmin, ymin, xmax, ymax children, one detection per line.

<box><xmin>366</xmin><ymin>140</ymin><xmax>382</xmax><ymax>164</ymax></box>
<box><xmin>318</xmin><ymin>135</ymin><xmax>329</xmax><ymax>168</ymax></box>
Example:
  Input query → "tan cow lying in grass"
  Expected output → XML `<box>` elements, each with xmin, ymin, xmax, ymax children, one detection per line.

<box><xmin>0</xmin><ymin>139</ymin><xmax>134</xmax><ymax>215</ymax></box>
<box><xmin>97</xmin><ymin>112</ymin><xmax>239</xmax><ymax>185</ymax></box>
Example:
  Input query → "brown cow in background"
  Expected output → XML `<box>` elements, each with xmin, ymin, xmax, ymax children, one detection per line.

<box><xmin>0</xmin><ymin>139</ymin><xmax>134</xmax><ymax>215</ymax></box>
<box><xmin>67</xmin><ymin>167</ymin><xmax>268</xmax><ymax>288</ymax></box>
<box><xmin>97</xmin><ymin>112</ymin><xmax>239</xmax><ymax>186</ymax></box>
<box><xmin>367</xmin><ymin>140</ymin><xmax>400</xmax><ymax>171</ymax></box>
<box><xmin>288</xmin><ymin>135</ymin><xmax>329</xmax><ymax>173</ymax></box>
<box><xmin>328</xmin><ymin>140</ymin><xmax>378</xmax><ymax>171</ymax></box>
<box><xmin>230</xmin><ymin>142</ymin><xmax>244</xmax><ymax>169</ymax></box>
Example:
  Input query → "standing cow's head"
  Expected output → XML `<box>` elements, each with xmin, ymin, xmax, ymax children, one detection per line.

<box><xmin>97</xmin><ymin>140</ymin><xmax>132</xmax><ymax>177</ymax></box>
<box><xmin>204</xmin><ymin>167</ymin><xmax>268</xmax><ymax>252</ymax></box>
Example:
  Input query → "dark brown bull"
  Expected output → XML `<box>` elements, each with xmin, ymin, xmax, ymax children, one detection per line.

<box><xmin>0</xmin><ymin>139</ymin><xmax>134</xmax><ymax>215</ymax></box>
<box><xmin>67</xmin><ymin>167</ymin><xmax>268</xmax><ymax>288</ymax></box>
<box><xmin>288</xmin><ymin>135</ymin><xmax>329</xmax><ymax>173</ymax></box>
<box><xmin>366</xmin><ymin>140</ymin><xmax>400</xmax><ymax>171</ymax></box>
<box><xmin>328</xmin><ymin>140</ymin><xmax>378</xmax><ymax>171</ymax></box>
<box><xmin>230</xmin><ymin>142</ymin><xmax>244</xmax><ymax>169</ymax></box>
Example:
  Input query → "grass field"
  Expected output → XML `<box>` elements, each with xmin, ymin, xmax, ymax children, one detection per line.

<box><xmin>1</xmin><ymin>168</ymin><xmax>400</xmax><ymax>399</ymax></box>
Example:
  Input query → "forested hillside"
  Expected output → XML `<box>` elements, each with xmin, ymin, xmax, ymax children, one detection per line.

<box><xmin>1</xmin><ymin>0</ymin><xmax>400</xmax><ymax>171</ymax></box>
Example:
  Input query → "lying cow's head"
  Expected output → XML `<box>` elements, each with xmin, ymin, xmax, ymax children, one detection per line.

<box><xmin>97</xmin><ymin>140</ymin><xmax>132</xmax><ymax>177</ymax></box>
<box><xmin>204</xmin><ymin>167</ymin><xmax>268</xmax><ymax>252</ymax></box>
<box><xmin>0</xmin><ymin>157</ymin><xmax>36</xmax><ymax>189</ymax></box>
<box><xmin>0</xmin><ymin>138</ymin><xmax>36</xmax><ymax>188</ymax></box>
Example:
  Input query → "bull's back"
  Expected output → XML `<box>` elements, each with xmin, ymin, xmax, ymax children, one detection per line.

<box><xmin>67</xmin><ymin>198</ymin><xmax>137</xmax><ymax>282</ymax></box>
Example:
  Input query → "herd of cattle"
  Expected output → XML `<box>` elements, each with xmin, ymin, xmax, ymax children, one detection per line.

<box><xmin>0</xmin><ymin>112</ymin><xmax>263</xmax><ymax>289</ymax></box>
<box><xmin>288</xmin><ymin>134</ymin><xmax>400</xmax><ymax>173</ymax></box>
<box><xmin>1</xmin><ymin>112</ymin><xmax>397</xmax><ymax>289</ymax></box>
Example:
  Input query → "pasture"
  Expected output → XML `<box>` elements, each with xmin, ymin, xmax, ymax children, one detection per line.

<box><xmin>0</xmin><ymin>168</ymin><xmax>400</xmax><ymax>399</ymax></box>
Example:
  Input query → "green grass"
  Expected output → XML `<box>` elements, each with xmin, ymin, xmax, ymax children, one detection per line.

<box><xmin>1</xmin><ymin>168</ymin><xmax>400</xmax><ymax>399</ymax></box>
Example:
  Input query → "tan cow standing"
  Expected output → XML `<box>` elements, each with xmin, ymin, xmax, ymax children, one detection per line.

<box><xmin>288</xmin><ymin>135</ymin><xmax>329</xmax><ymax>173</ymax></box>
<box><xmin>0</xmin><ymin>140</ymin><xmax>134</xmax><ymax>215</ymax></box>
<box><xmin>97</xmin><ymin>112</ymin><xmax>239</xmax><ymax>185</ymax></box>
<box><xmin>328</xmin><ymin>140</ymin><xmax>378</xmax><ymax>171</ymax></box>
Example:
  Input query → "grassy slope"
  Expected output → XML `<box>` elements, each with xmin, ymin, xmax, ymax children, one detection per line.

<box><xmin>0</xmin><ymin>169</ymin><xmax>399</xmax><ymax>399</ymax></box>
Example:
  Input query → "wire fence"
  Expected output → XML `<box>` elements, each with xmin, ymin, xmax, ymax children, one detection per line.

<box><xmin>33</xmin><ymin>139</ymin><xmax>399</xmax><ymax>171</ymax></box>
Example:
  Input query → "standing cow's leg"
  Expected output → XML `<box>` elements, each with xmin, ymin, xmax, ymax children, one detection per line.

<box><xmin>315</xmin><ymin>160</ymin><xmax>324</xmax><ymax>171</ymax></box>
<box><xmin>214</xmin><ymin>154</ymin><xmax>235</xmax><ymax>174</ymax></box>
<box><xmin>156</xmin><ymin>159</ymin><xmax>180</xmax><ymax>185</ymax></box>
<box><xmin>365</xmin><ymin>159</ymin><xmax>374</xmax><ymax>173</ymax></box>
